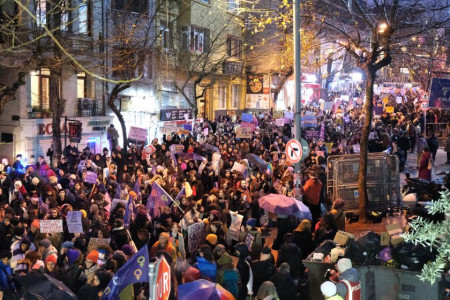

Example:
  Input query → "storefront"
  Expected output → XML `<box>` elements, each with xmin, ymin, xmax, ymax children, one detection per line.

<box><xmin>8</xmin><ymin>116</ymin><xmax>113</xmax><ymax>163</ymax></box>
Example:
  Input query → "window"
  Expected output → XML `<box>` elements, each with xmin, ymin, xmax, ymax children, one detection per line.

<box><xmin>228</xmin><ymin>0</ymin><xmax>239</xmax><ymax>10</ymax></box>
<box><xmin>181</xmin><ymin>26</ymin><xmax>210</xmax><ymax>53</ymax></box>
<box><xmin>227</xmin><ymin>36</ymin><xmax>242</xmax><ymax>58</ymax></box>
<box><xmin>218</xmin><ymin>84</ymin><xmax>226</xmax><ymax>109</ymax></box>
<box><xmin>112</xmin><ymin>47</ymin><xmax>138</xmax><ymax>78</ymax></box>
<box><xmin>159</xmin><ymin>21</ymin><xmax>173</xmax><ymax>51</ymax></box>
<box><xmin>231</xmin><ymin>85</ymin><xmax>239</xmax><ymax>108</ymax></box>
<box><xmin>79</xmin><ymin>0</ymin><xmax>92</xmax><ymax>35</ymax></box>
<box><xmin>191</xmin><ymin>27</ymin><xmax>204</xmax><ymax>53</ymax></box>
<box><xmin>36</xmin><ymin>0</ymin><xmax>46</xmax><ymax>27</ymax></box>
<box><xmin>30</xmin><ymin>68</ymin><xmax>50</xmax><ymax>109</ymax></box>
<box><xmin>77</xmin><ymin>72</ymin><xmax>86</xmax><ymax>98</ymax></box>
<box><xmin>111</xmin><ymin>0</ymin><xmax>148</xmax><ymax>13</ymax></box>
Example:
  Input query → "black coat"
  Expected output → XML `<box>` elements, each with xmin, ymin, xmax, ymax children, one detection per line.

<box><xmin>293</xmin><ymin>230</ymin><xmax>315</xmax><ymax>259</ymax></box>
<box><xmin>271</xmin><ymin>270</ymin><xmax>298</xmax><ymax>300</ymax></box>
<box><xmin>276</xmin><ymin>242</ymin><xmax>305</xmax><ymax>278</ymax></box>
<box><xmin>61</xmin><ymin>263</ymin><xmax>86</xmax><ymax>294</ymax></box>
<box><xmin>250</xmin><ymin>259</ymin><xmax>276</xmax><ymax>294</ymax></box>
<box><xmin>110</xmin><ymin>228</ymin><xmax>130</xmax><ymax>250</ymax></box>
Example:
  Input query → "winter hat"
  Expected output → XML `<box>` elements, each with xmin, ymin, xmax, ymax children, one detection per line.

<box><xmin>122</xmin><ymin>244</ymin><xmax>135</xmax><ymax>257</ymax></box>
<box><xmin>337</xmin><ymin>258</ymin><xmax>352</xmax><ymax>273</ymax></box>
<box><xmin>86</xmin><ymin>250</ymin><xmax>99</xmax><ymax>264</ymax></box>
<box><xmin>31</xmin><ymin>194</ymin><xmax>39</xmax><ymax>203</ymax></box>
<box><xmin>321</xmin><ymin>281</ymin><xmax>337</xmax><ymax>297</ymax></box>
<box><xmin>49</xmin><ymin>176</ymin><xmax>58</xmax><ymax>185</ymax></box>
<box><xmin>32</xmin><ymin>177</ymin><xmax>40</xmax><ymax>186</ymax></box>
<box><xmin>205</xmin><ymin>234</ymin><xmax>218</xmax><ymax>245</ymax></box>
<box><xmin>67</xmin><ymin>249</ymin><xmax>80</xmax><ymax>265</ymax></box>
<box><xmin>80</xmin><ymin>209</ymin><xmax>87</xmax><ymax>219</ymax></box>
<box><xmin>69</xmin><ymin>174</ymin><xmax>77</xmax><ymax>180</ymax></box>
<box><xmin>209</xmin><ymin>210</ymin><xmax>221</xmax><ymax>219</ymax></box>
<box><xmin>45</xmin><ymin>254</ymin><xmax>57</xmax><ymax>265</ymax></box>
<box><xmin>333</xmin><ymin>198</ymin><xmax>345</xmax><ymax>210</ymax></box>
<box><xmin>129</xmin><ymin>191</ymin><xmax>137</xmax><ymax>198</ymax></box>
<box><xmin>217</xmin><ymin>253</ymin><xmax>232</xmax><ymax>266</ymax></box>
<box><xmin>39</xmin><ymin>239</ymin><xmax>51</xmax><ymax>248</ymax></box>
<box><xmin>246</xmin><ymin>218</ymin><xmax>257</xmax><ymax>228</ymax></box>
<box><xmin>330</xmin><ymin>247</ymin><xmax>345</xmax><ymax>263</ymax></box>
<box><xmin>14</xmin><ymin>180</ymin><xmax>22</xmax><ymax>188</ymax></box>
<box><xmin>31</xmin><ymin>219</ymin><xmax>40</xmax><ymax>229</ymax></box>
<box><xmin>183</xmin><ymin>267</ymin><xmax>201</xmax><ymax>283</ymax></box>
<box><xmin>159</xmin><ymin>232</ymin><xmax>170</xmax><ymax>242</ymax></box>
<box><xmin>61</xmin><ymin>241</ymin><xmax>74</xmax><ymax>249</ymax></box>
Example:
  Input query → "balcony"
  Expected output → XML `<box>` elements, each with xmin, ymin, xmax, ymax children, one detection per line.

<box><xmin>77</xmin><ymin>98</ymin><xmax>103</xmax><ymax>117</ymax></box>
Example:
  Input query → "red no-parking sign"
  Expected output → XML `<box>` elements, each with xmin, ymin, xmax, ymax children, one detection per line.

<box><xmin>286</xmin><ymin>139</ymin><xmax>303</xmax><ymax>164</ymax></box>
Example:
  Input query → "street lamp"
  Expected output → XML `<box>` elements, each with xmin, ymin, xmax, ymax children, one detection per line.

<box><xmin>378</xmin><ymin>22</ymin><xmax>388</xmax><ymax>34</ymax></box>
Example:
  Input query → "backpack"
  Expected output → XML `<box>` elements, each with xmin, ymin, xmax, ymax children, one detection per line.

<box><xmin>222</xmin><ymin>269</ymin><xmax>239</xmax><ymax>298</ymax></box>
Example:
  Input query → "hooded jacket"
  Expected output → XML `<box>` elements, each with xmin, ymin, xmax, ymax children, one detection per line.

<box><xmin>195</xmin><ymin>256</ymin><xmax>217</xmax><ymax>281</ymax></box>
<box><xmin>235</xmin><ymin>243</ymin><xmax>251</xmax><ymax>299</ymax></box>
<box><xmin>336</xmin><ymin>268</ymin><xmax>361</xmax><ymax>300</ymax></box>
<box><xmin>11</xmin><ymin>237</ymin><xmax>35</xmax><ymax>274</ymax></box>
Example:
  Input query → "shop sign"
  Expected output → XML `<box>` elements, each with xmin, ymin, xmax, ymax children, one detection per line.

<box><xmin>223</xmin><ymin>61</ymin><xmax>243</xmax><ymax>75</ymax></box>
<box><xmin>160</xmin><ymin>109</ymin><xmax>193</xmax><ymax>121</ymax></box>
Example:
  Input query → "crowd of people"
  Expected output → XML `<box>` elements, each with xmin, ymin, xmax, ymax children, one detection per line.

<box><xmin>0</xmin><ymin>95</ymin><xmax>446</xmax><ymax>299</ymax></box>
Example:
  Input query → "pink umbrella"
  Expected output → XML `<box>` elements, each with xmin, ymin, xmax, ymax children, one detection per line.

<box><xmin>258</xmin><ymin>194</ymin><xmax>312</xmax><ymax>220</ymax></box>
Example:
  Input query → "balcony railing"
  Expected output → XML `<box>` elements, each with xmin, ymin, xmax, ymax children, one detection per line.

<box><xmin>77</xmin><ymin>98</ymin><xmax>102</xmax><ymax>117</ymax></box>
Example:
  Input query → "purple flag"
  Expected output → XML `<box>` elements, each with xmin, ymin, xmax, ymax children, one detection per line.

<box><xmin>147</xmin><ymin>182</ymin><xmax>173</xmax><ymax>218</ymax></box>
<box><xmin>123</xmin><ymin>195</ymin><xmax>137</xmax><ymax>229</ymax></box>
<box><xmin>133</xmin><ymin>178</ymin><xmax>142</xmax><ymax>203</ymax></box>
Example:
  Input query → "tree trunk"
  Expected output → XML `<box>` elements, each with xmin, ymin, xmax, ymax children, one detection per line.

<box><xmin>273</xmin><ymin>67</ymin><xmax>294</xmax><ymax>104</ymax></box>
<box><xmin>358</xmin><ymin>68</ymin><xmax>375</xmax><ymax>222</ymax></box>
<box><xmin>108</xmin><ymin>83</ymin><xmax>130</xmax><ymax>151</ymax></box>
<box><xmin>50</xmin><ymin>72</ymin><xmax>64</xmax><ymax>167</ymax></box>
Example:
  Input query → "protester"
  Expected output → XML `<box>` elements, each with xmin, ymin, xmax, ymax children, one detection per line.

<box><xmin>335</xmin><ymin>258</ymin><xmax>361</xmax><ymax>300</ymax></box>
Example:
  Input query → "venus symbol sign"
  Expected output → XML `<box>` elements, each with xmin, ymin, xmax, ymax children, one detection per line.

<box><xmin>286</xmin><ymin>139</ymin><xmax>303</xmax><ymax>164</ymax></box>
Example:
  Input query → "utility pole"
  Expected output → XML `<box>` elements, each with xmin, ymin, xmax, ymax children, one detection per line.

<box><xmin>293</xmin><ymin>0</ymin><xmax>302</xmax><ymax>190</ymax></box>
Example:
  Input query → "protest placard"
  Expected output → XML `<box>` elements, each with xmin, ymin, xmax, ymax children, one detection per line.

<box><xmin>231</xmin><ymin>162</ymin><xmax>246</xmax><ymax>173</ymax></box>
<box><xmin>188</xmin><ymin>222</ymin><xmax>205</xmax><ymax>254</ymax></box>
<box><xmin>67</xmin><ymin>211</ymin><xmax>83</xmax><ymax>233</ymax></box>
<box><xmin>111</xmin><ymin>198</ymin><xmax>127</xmax><ymax>212</ymax></box>
<box><xmin>244</xmin><ymin>233</ymin><xmax>255</xmax><ymax>250</ymax></box>
<box><xmin>284</xmin><ymin>111</ymin><xmax>294</xmax><ymax>120</ymax></box>
<box><xmin>228</xmin><ymin>212</ymin><xmax>243</xmax><ymax>241</ymax></box>
<box><xmin>386</xmin><ymin>106</ymin><xmax>394</xmax><ymax>113</ymax></box>
<box><xmin>85</xmin><ymin>171</ymin><xmax>97</xmax><ymax>184</ymax></box>
<box><xmin>128</xmin><ymin>126</ymin><xmax>148</xmax><ymax>142</ymax></box>
<box><xmin>275</xmin><ymin>118</ymin><xmax>285</xmax><ymax>127</ymax></box>
<box><xmin>87</xmin><ymin>238</ymin><xmax>111</xmax><ymax>253</ymax></box>
<box><xmin>241</xmin><ymin>113</ymin><xmax>253</xmax><ymax>123</ymax></box>
<box><xmin>301</xmin><ymin>116</ymin><xmax>318</xmax><ymax>127</ymax></box>
<box><xmin>39</xmin><ymin>220</ymin><xmax>63</xmax><ymax>233</ymax></box>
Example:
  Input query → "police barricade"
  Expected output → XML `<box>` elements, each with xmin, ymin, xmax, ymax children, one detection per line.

<box><xmin>303</xmin><ymin>261</ymin><xmax>444</xmax><ymax>300</ymax></box>
<box><xmin>327</xmin><ymin>153</ymin><xmax>400</xmax><ymax>212</ymax></box>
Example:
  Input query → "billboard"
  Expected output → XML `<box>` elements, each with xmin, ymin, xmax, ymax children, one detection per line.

<box><xmin>429</xmin><ymin>78</ymin><xmax>450</xmax><ymax>109</ymax></box>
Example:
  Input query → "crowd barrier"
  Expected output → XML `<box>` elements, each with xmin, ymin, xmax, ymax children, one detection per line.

<box><xmin>303</xmin><ymin>261</ymin><xmax>445</xmax><ymax>300</ymax></box>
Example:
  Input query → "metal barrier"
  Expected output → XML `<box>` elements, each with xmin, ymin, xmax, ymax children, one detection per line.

<box><xmin>327</xmin><ymin>153</ymin><xmax>400</xmax><ymax>212</ymax></box>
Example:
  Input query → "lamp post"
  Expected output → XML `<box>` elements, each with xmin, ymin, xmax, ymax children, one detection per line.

<box><xmin>293</xmin><ymin>0</ymin><xmax>302</xmax><ymax>192</ymax></box>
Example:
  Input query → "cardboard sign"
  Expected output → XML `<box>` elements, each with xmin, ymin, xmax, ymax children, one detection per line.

<box><xmin>396</xmin><ymin>96</ymin><xmax>403</xmax><ymax>104</ymax></box>
<box><xmin>284</xmin><ymin>111</ymin><xmax>294</xmax><ymax>120</ymax></box>
<box><xmin>87</xmin><ymin>238</ymin><xmax>111</xmax><ymax>253</ymax></box>
<box><xmin>188</xmin><ymin>222</ymin><xmax>205</xmax><ymax>254</ymax></box>
<box><xmin>145</xmin><ymin>145</ymin><xmax>156</xmax><ymax>155</ymax></box>
<box><xmin>385</xmin><ymin>106</ymin><xmax>394</xmax><ymax>113</ymax></box>
<box><xmin>323</xmin><ymin>102</ymin><xmax>334</xmax><ymax>111</ymax></box>
<box><xmin>236</xmin><ymin>126</ymin><xmax>252</xmax><ymax>139</ymax></box>
<box><xmin>275</xmin><ymin>118</ymin><xmax>285</xmax><ymax>127</ymax></box>
<box><xmin>128</xmin><ymin>126</ymin><xmax>148</xmax><ymax>142</ymax></box>
<box><xmin>228</xmin><ymin>212</ymin><xmax>243</xmax><ymax>241</ymax></box>
<box><xmin>85</xmin><ymin>171</ymin><xmax>98</xmax><ymax>184</ymax></box>
<box><xmin>67</xmin><ymin>211</ymin><xmax>83</xmax><ymax>233</ymax></box>
<box><xmin>305</xmin><ymin>130</ymin><xmax>320</xmax><ymax>139</ymax></box>
<box><xmin>231</xmin><ymin>162</ymin><xmax>246</xmax><ymax>173</ymax></box>
<box><xmin>39</xmin><ymin>219</ymin><xmax>63</xmax><ymax>233</ymax></box>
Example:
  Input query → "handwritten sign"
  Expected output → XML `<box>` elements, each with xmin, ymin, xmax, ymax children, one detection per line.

<box><xmin>386</xmin><ymin>106</ymin><xmax>394</xmax><ymax>113</ymax></box>
<box><xmin>231</xmin><ymin>162</ymin><xmax>246</xmax><ymax>173</ymax></box>
<box><xmin>87</xmin><ymin>238</ymin><xmax>111</xmax><ymax>253</ymax></box>
<box><xmin>302</xmin><ymin>116</ymin><xmax>318</xmax><ymax>127</ymax></box>
<box><xmin>244</xmin><ymin>233</ymin><xmax>255</xmax><ymax>251</ymax></box>
<box><xmin>275</xmin><ymin>118</ymin><xmax>285</xmax><ymax>127</ymax></box>
<box><xmin>188</xmin><ymin>222</ymin><xmax>206</xmax><ymax>254</ymax></box>
<box><xmin>241</xmin><ymin>113</ymin><xmax>253</xmax><ymax>123</ymax></box>
<box><xmin>128</xmin><ymin>126</ymin><xmax>148</xmax><ymax>142</ymax></box>
<box><xmin>228</xmin><ymin>212</ymin><xmax>243</xmax><ymax>241</ymax></box>
<box><xmin>39</xmin><ymin>219</ymin><xmax>63</xmax><ymax>233</ymax></box>
<box><xmin>85</xmin><ymin>171</ymin><xmax>98</xmax><ymax>184</ymax></box>
<box><xmin>67</xmin><ymin>211</ymin><xmax>83</xmax><ymax>233</ymax></box>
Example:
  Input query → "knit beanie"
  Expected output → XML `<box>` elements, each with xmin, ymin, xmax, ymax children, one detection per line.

<box><xmin>32</xmin><ymin>177</ymin><xmax>40</xmax><ymax>186</ymax></box>
<box><xmin>205</xmin><ymin>234</ymin><xmax>218</xmax><ymax>245</ymax></box>
<box><xmin>122</xmin><ymin>244</ymin><xmax>135</xmax><ymax>257</ymax></box>
<box><xmin>61</xmin><ymin>241</ymin><xmax>74</xmax><ymax>249</ymax></box>
<box><xmin>31</xmin><ymin>219</ymin><xmax>40</xmax><ymax>229</ymax></box>
<box><xmin>31</xmin><ymin>194</ymin><xmax>39</xmax><ymax>203</ymax></box>
<box><xmin>67</xmin><ymin>249</ymin><xmax>80</xmax><ymax>265</ymax></box>
<box><xmin>246</xmin><ymin>218</ymin><xmax>257</xmax><ymax>228</ymax></box>
<box><xmin>159</xmin><ymin>232</ymin><xmax>170</xmax><ymax>242</ymax></box>
<box><xmin>45</xmin><ymin>254</ymin><xmax>57</xmax><ymax>265</ymax></box>
<box><xmin>80</xmin><ymin>209</ymin><xmax>87</xmax><ymax>219</ymax></box>
<box><xmin>321</xmin><ymin>281</ymin><xmax>337</xmax><ymax>297</ymax></box>
<box><xmin>337</xmin><ymin>258</ymin><xmax>352</xmax><ymax>273</ymax></box>
<box><xmin>86</xmin><ymin>250</ymin><xmax>99</xmax><ymax>264</ymax></box>
<box><xmin>217</xmin><ymin>253</ymin><xmax>232</xmax><ymax>266</ymax></box>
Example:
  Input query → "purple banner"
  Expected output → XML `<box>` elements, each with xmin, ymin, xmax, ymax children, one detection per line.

<box><xmin>429</xmin><ymin>78</ymin><xmax>450</xmax><ymax>109</ymax></box>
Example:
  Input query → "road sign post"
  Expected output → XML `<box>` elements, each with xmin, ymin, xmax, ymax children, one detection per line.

<box><xmin>286</xmin><ymin>139</ymin><xmax>303</xmax><ymax>164</ymax></box>
<box><xmin>150</xmin><ymin>256</ymin><xmax>171</xmax><ymax>300</ymax></box>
